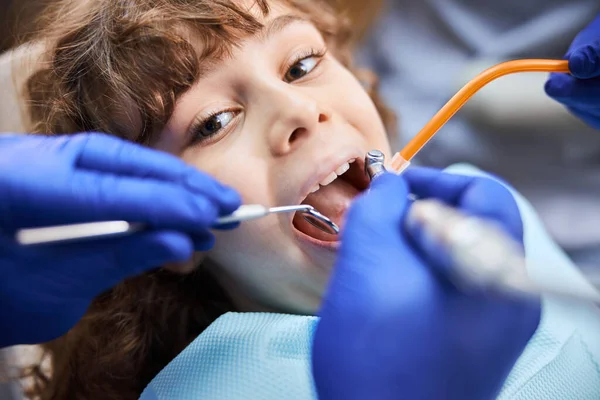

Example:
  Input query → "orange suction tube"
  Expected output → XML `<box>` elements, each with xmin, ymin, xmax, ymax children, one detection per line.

<box><xmin>390</xmin><ymin>59</ymin><xmax>570</xmax><ymax>172</ymax></box>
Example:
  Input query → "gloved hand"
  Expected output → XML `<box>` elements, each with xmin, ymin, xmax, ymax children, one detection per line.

<box><xmin>313</xmin><ymin>167</ymin><xmax>540</xmax><ymax>400</ymax></box>
<box><xmin>0</xmin><ymin>133</ymin><xmax>240</xmax><ymax>347</ymax></box>
<box><xmin>545</xmin><ymin>14</ymin><xmax>600</xmax><ymax>128</ymax></box>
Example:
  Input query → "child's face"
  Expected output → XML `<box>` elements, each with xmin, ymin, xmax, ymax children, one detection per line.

<box><xmin>157</xmin><ymin>1</ymin><xmax>392</xmax><ymax>314</ymax></box>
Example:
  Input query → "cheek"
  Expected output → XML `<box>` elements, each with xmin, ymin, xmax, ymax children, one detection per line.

<box><xmin>181</xmin><ymin>150</ymin><xmax>282</xmax><ymax>280</ymax></box>
<box><xmin>211</xmin><ymin>221</ymin><xmax>276</xmax><ymax>269</ymax></box>
<box><xmin>327</xmin><ymin>66</ymin><xmax>391</xmax><ymax>149</ymax></box>
<box><xmin>181</xmin><ymin>147</ymin><xmax>282</xmax><ymax>262</ymax></box>
<box><xmin>181</xmin><ymin>146</ymin><xmax>272</xmax><ymax>204</ymax></box>
<box><xmin>208</xmin><ymin>217</ymin><xmax>301</xmax><ymax>298</ymax></box>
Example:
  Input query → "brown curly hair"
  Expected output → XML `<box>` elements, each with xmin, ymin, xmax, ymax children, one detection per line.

<box><xmin>21</xmin><ymin>0</ymin><xmax>396</xmax><ymax>399</ymax></box>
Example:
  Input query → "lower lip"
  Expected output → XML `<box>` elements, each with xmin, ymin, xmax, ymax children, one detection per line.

<box><xmin>292</xmin><ymin>225</ymin><xmax>341</xmax><ymax>251</ymax></box>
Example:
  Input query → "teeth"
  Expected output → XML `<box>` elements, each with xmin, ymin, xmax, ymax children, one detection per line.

<box><xmin>335</xmin><ymin>162</ymin><xmax>350</xmax><ymax>176</ymax></box>
<box><xmin>308</xmin><ymin>159</ymin><xmax>355</xmax><ymax>195</ymax></box>
<box><xmin>319</xmin><ymin>171</ymin><xmax>338</xmax><ymax>186</ymax></box>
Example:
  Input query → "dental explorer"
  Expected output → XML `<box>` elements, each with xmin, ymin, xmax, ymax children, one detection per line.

<box><xmin>365</xmin><ymin>150</ymin><xmax>600</xmax><ymax>305</ymax></box>
<box><xmin>16</xmin><ymin>204</ymin><xmax>339</xmax><ymax>246</ymax></box>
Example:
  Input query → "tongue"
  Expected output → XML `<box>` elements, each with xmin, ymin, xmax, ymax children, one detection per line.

<box><xmin>293</xmin><ymin>178</ymin><xmax>361</xmax><ymax>241</ymax></box>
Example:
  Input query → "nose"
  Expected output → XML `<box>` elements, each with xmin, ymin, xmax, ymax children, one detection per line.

<box><xmin>263</xmin><ymin>84</ymin><xmax>331</xmax><ymax>156</ymax></box>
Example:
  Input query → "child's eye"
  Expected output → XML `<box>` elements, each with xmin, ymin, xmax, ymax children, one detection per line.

<box><xmin>285</xmin><ymin>57</ymin><xmax>318</xmax><ymax>82</ymax></box>
<box><xmin>284</xmin><ymin>49</ymin><xmax>326</xmax><ymax>83</ymax></box>
<box><xmin>190</xmin><ymin>110</ymin><xmax>238</xmax><ymax>144</ymax></box>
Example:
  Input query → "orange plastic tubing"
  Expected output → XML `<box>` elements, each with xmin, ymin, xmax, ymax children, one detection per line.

<box><xmin>393</xmin><ymin>59</ymin><xmax>570</xmax><ymax>169</ymax></box>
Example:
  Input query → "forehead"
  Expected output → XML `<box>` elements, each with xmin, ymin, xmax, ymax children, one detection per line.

<box><xmin>190</xmin><ymin>1</ymin><xmax>312</xmax><ymax>74</ymax></box>
<box><xmin>239</xmin><ymin>1</ymin><xmax>310</xmax><ymax>43</ymax></box>
<box><xmin>241</xmin><ymin>0</ymin><xmax>295</xmax><ymax>20</ymax></box>
<box><xmin>236</xmin><ymin>0</ymin><xmax>311</xmax><ymax>39</ymax></box>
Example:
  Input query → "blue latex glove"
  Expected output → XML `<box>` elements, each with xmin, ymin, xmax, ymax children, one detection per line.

<box><xmin>313</xmin><ymin>167</ymin><xmax>540</xmax><ymax>400</ymax></box>
<box><xmin>0</xmin><ymin>133</ymin><xmax>240</xmax><ymax>348</ymax></box>
<box><xmin>545</xmin><ymin>14</ymin><xmax>600</xmax><ymax>129</ymax></box>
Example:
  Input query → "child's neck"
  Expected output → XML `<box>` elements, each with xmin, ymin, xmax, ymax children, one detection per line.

<box><xmin>205</xmin><ymin>261</ymin><xmax>281</xmax><ymax>314</ymax></box>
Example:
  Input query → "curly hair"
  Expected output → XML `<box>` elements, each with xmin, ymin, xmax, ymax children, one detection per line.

<box><xmin>21</xmin><ymin>0</ymin><xmax>396</xmax><ymax>399</ymax></box>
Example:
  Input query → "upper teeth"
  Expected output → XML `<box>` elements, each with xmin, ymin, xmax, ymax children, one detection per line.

<box><xmin>335</xmin><ymin>162</ymin><xmax>350</xmax><ymax>176</ymax></box>
<box><xmin>309</xmin><ymin>160</ymin><xmax>354</xmax><ymax>193</ymax></box>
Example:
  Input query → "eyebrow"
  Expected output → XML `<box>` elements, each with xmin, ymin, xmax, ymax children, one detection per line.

<box><xmin>258</xmin><ymin>14</ymin><xmax>309</xmax><ymax>42</ymax></box>
<box><xmin>195</xmin><ymin>14</ymin><xmax>309</xmax><ymax>77</ymax></box>
<box><xmin>192</xmin><ymin>14</ymin><xmax>309</xmax><ymax>82</ymax></box>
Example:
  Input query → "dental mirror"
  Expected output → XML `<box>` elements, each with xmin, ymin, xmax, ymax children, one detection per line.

<box><xmin>16</xmin><ymin>204</ymin><xmax>340</xmax><ymax>246</ymax></box>
<box><xmin>300</xmin><ymin>207</ymin><xmax>340</xmax><ymax>235</ymax></box>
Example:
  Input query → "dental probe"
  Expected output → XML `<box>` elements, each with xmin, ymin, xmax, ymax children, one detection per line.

<box><xmin>389</xmin><ymin>59</ymin><xmax>571</xmax><ymax>173</ymax></box>
<box><xmin>364</xmin><ymin>150</ymin><xmax>600</xmax><ymax>304</ymax></box>
<box><xmin>16</xmin><ymin>204</ymin><xmax>339</xmax><ymax>246</ymax></box>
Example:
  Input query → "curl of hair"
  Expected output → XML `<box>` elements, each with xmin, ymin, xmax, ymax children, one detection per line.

<box><xmin>21</xmin><ymin>1</ymin><xmax>396</xmax><ymax>399</ymax></box>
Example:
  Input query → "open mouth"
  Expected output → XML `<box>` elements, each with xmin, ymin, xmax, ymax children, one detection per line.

<box><xmin>293</xmin><ymin>157</ymin><xmax>369</xmax><ymax>242</ymax></box>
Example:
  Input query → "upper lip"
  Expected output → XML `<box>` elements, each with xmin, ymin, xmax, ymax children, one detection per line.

<box><xmin>296</xmin><ymin>148</ymin><xmax>366</xmax><ymax>204</ymax></box>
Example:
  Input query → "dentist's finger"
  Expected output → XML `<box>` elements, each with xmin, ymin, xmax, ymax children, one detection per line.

<box><xmin>569</xmin><ymin>41</ymin><xmax>600</xmax><ymax>79</ymax></box>
<box><xmin>345</xmin><ymin>172</ymin><xmax>410</xmax><ymax>235</ymax></box>
<box><xmin>404</xmin><ymin>167</ymin><xmax>483</xmax><ymax>204</ymax></box>
<box><xmin>6</xmin><ymin>170</ymin><xmax>241</xmax><ymax>232</ymax></box>
<box><xmin>327</xmin><ymin>172</ymin><xmax>433</xmax><ymax>316</ymax></box>
<box><xmin>404</xmin><ymin>167</ymin><xmax>523</xmax><ymax>242</ymax></box>
<box><xmin>71</xmin><ymin>133</ymin><xmax>241</xmax><ymax>205</ymax></box>
<box><xmin>545</xmin><ymin>73</ymin><xmax>600</xmax><ymax>108</ymax></box>
<box><xmin>337</xmin><ymin>173</ymin><xmax>414</xmax><ymax>278</ymax></box>
<box><xmin>35</xmin><ymin>230</ymin><xmax>195</xmax><ymax>298</ymax></box>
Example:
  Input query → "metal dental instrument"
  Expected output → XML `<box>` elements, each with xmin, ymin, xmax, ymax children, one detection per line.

<box><xmin>16</xmin><ymin>204</ymin><xmax>339</xmax><ymax>246</ymax></box>
<box><xmin>365</xmin><ymin>150</ymin><xmax>418</xmax><ymax>201</ymax></box>
<box><xmin>217</xmin><ymin>204</ymin><xmax>339</xmax><ymax>235</ymax></box>
<box><xmin>388</xmin><ymin>59</ymin><xmax>571</xmax><ymax>173</ymax></box>
<box><xmin>365</xmin><ymin>150</ymin><xmax>387</xmax><ymax>180</ymax></box>
<box><xmin>364</xmin><ymin>150</ymin><xmax>600</xmax><ymax>304</ymax></box>
<box><xmin>405</xmin><ymin>199</ymin><xmax>600</xmax><ymax>304</ymax></box>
